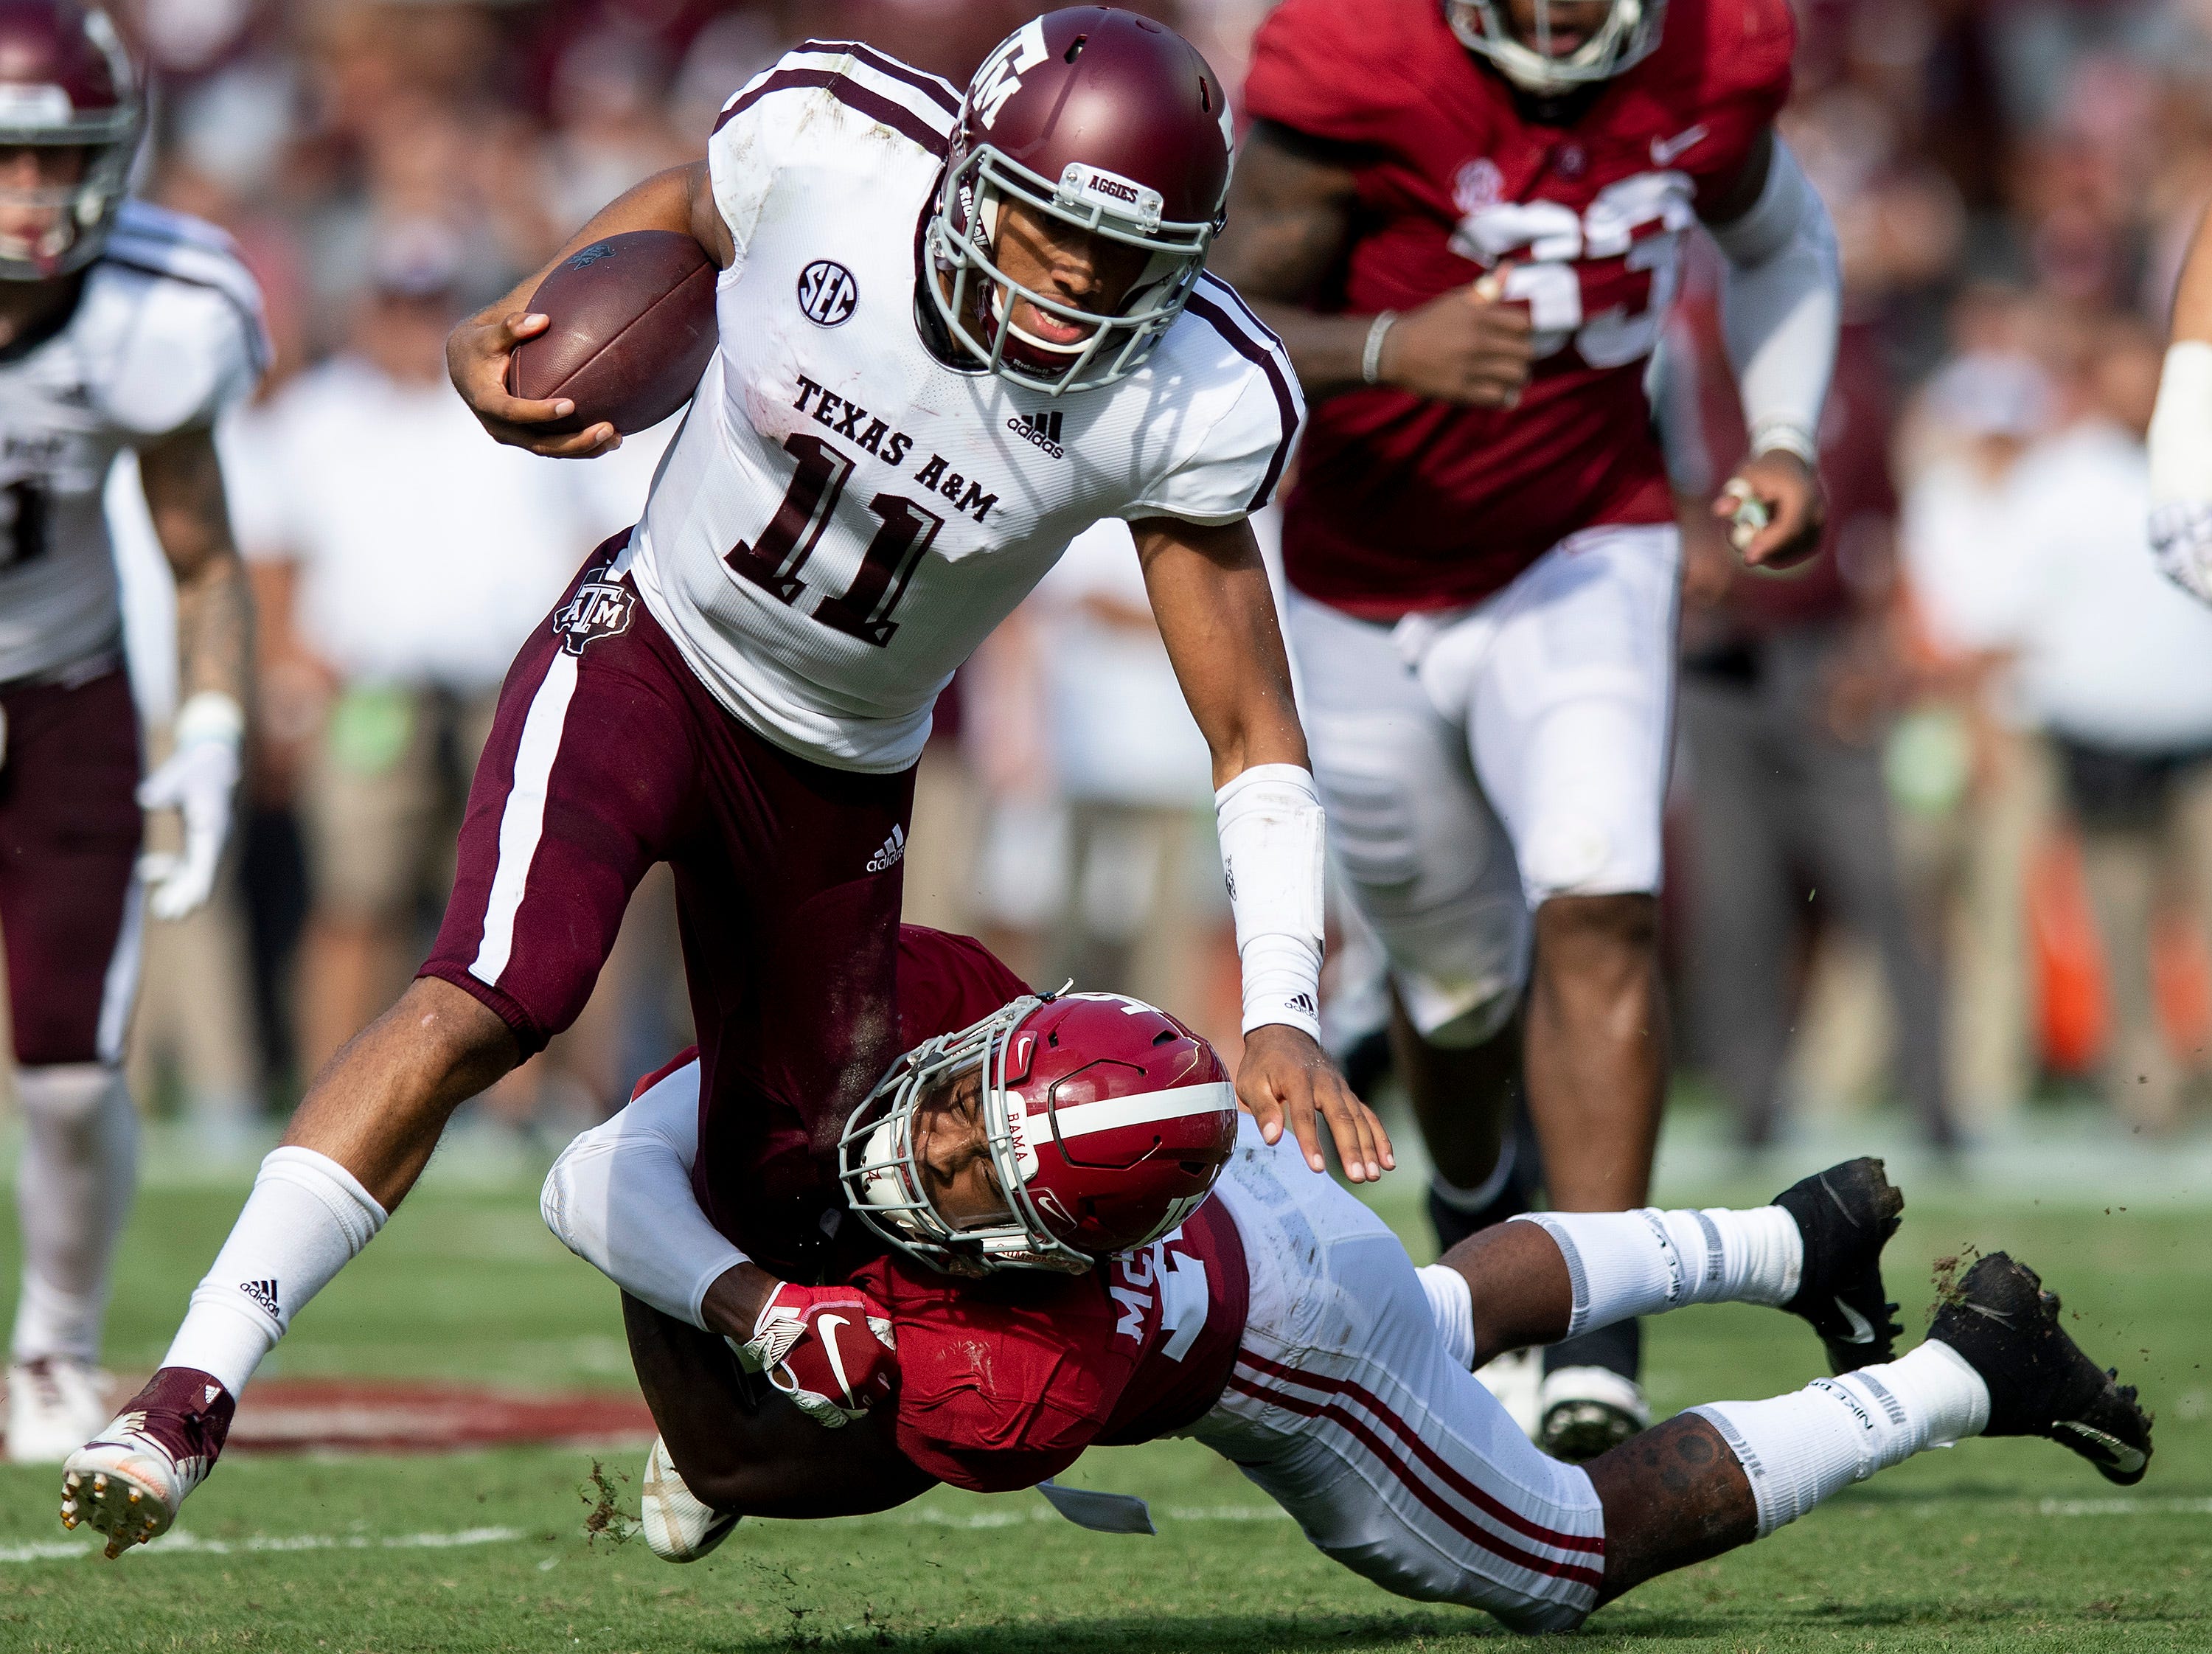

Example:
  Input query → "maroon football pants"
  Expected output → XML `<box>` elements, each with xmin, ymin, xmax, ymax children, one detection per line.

<box><xmin>0</xmin><ymin>665</ymin><xmax>143</xmax><ymax>1068</ymax></box>
<box><xmin>422</xmin><ymin>544</ymin><xmax>914</xmax><ymax>1274</ymax></box>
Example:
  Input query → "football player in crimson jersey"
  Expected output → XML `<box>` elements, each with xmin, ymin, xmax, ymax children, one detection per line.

<box><xmin>0</xmin><ymin>1</ymin><xmax>265</xmax><ymax>1462</ymax></box>
<box><xmin>64</xmin><ymin>10</ymin><xmax>1394</xmax><ymax>1556</ymax></box>
<box><xmin>1206</xmin><ymin>0</ymin><xmax>1843</xmax><ymax>1453</ymax></box>
<box><xmin>542</xmin><ymin>924</ymin><xmax>2150</xmax><ymax>1633</ymax></box>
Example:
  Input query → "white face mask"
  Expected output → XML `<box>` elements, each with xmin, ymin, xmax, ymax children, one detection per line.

<box><xmin>1443</xmin><ymin>0</ymin><xmax>1666</xmax><ymax>96</ymax></box>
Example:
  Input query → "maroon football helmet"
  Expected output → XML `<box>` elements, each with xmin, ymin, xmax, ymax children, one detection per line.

<box><xmin>0</xmin><ymin>1</ymin><xmax>139</xmax><ymax>280</ymax></box>
<box><xmin>925</xmin><ymin>7</ymin><xmax>1234</xmax><ymax>395</ymax></box>
<box><xmin>840</xmin><ymin>990</ymin><xmax>1239</xmax><ymax>1273</ymax></box>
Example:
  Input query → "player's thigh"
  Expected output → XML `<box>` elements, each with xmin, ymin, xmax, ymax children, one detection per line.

<box><xmin>681</xmin><ymin>729</ymin><xmax>917</xmax><ymax>1188</ymax></box>
<box><xmin>302</xmin><ymin>685</ymin><xmax>439</xmax><ymax>924</ymax></box>
<box><xmin>1286</xmin><ymin>591</ymin><xmax>1527</xmax><ymax>1044</ymax></box>
<box><xmin>1467</xmin><ymin>524</ymin><xmax>1680</xmax><ymax>905</ymax></box>
<box><xmin>1210</xmin><ymin>1221</ymin><xmax>1604</xmax><ymax>1631</ymax></box>
<box><xmin>420</xmin><ymin>561</ymin><xmax>699</xmax><ymax>1057</ymax></box>
<box><xmin>0</xmin><ymin>670</ymin><xmax>143</xmax><ymax>1066</ymax></box>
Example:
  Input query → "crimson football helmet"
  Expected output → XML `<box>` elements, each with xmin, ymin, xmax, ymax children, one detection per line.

<box><xmin>839</xmin><ymin>990</ymin><xmax>1239</xmax><ymax>1274</ymax></box>
<box><xmin>925</xmin><ymin>7</ymin><xmax>1233</xmax><ymax>395</ymax></box>
<box><xmin>0</xmin><ymin>1</ymin><xmax>139</xmax><ymax>280</ymax></box>
<box><xmin>1444</xmin><ymin>0</ymin><xmax>1665</xmax><ymax>95</ymax></box>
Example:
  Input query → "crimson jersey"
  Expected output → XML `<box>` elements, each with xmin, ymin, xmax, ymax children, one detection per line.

<box><xmin>852</xmin><ymin>1195</ymin><xmax>1248</xmax><ymax>1493</ymax></box>
<box><xmin>1245</xmin><ymin>0</ymin><xmax>1794</xmax><ymax>614</ymax></box>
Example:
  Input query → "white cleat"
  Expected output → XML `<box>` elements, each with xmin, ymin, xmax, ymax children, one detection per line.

<box><xmin>640</xmin><ymin>1435</ymin><xmax>738</xmax><ymax>1563</ymax></box>
<box><xmin>59</xmin><ymin>1367</ymin><xmax>234</xmax><ymax>1557</ymax></box>
<box><xmin>1537</xmin><ymin>1364</ymin><xmax>1651</xmax><ymax>1463</ymax></box>
<box><xmin>6</xmin><ymin>1358</ymin><xmax>112</xmax><ymax>1464</ymax></box>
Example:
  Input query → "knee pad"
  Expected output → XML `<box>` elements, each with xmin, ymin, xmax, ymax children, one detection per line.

<box><xmin>16</xmin><ymin>1063</ymin><xmax>122</xmax><ymax>1127</ymax></box>
<box><xmin>1520</xmin><ymin>812</ymin><xmax>1619</xmax><ymax>897</ymax></box>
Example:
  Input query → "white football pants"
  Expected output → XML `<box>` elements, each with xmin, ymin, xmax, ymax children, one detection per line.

<box><xmin>1285</xmin><ymin>523</ymin><xmax>1680</xmax><ymax>1044</ymax></box>
<box><xmin>1189</xmin><ymin>1122</ymin><xmax>1604</xmax><ymax>1632</ymax></box>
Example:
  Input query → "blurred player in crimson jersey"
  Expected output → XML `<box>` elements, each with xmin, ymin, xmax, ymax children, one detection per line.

<box><xmin>0</xmin><ymin>1</ymin><xmax>265</xmax><ymax>1462</ymax></box>
<box><xmin>66</xmin><ymin>10</ymin><xmax>1394</xmax><ymax>1557</ymax></box>
<box><xmin>1207</xmin><ymin>0</ymin><xmax>1843</xmax><ymax>1453</ymax></box>
<box><xmin>541</xmin><ymin>922</ymin><xmax>2150</xmax><ymax>1633</ymax></box>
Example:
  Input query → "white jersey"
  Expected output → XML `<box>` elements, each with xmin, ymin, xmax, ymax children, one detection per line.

<box><xmin>0</xmin><ymin>201</ymin><xmax>268</xmax><ymax>687</ymax></box>
<box><xmin>633</xmin><ymin>41</ymin><xmax>1302</xmax><ymax>774</ymax></box>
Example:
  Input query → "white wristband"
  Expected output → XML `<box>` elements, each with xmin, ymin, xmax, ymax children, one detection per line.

<box><xmin>1361</xmin><ymin>311</ymin><xmax>1398</xmax><ymax>386</ymax></box>
<box><xmin>1215</xmin><ymin>762</ymin><xmax>1326</xmax><ymax>1040</ymax></box>
<box><xmin>172</xmin><ymin>690</ymin><xmax>246</xmax><ymax>751</ymax></box>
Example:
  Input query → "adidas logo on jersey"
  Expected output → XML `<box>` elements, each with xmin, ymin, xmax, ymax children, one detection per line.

<box><xmin>866</xmin><ymin>825</ymin><xmax>907</xmax><ymax>873</ymax></box>
<box><xmin>1008</xmin><ymin>410</ymin><xmax>1065</xmax><ymax>459</ymax></box>
<box><xmin>239</xmin><ymin>1278</ymin><xmax>281</xmax><ymax>1319</ymax></box>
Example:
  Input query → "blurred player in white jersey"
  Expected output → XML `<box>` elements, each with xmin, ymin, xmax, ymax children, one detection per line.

<box><xmin>66</xmin><ymin>8</ymin><xmax>1393</xmax><ymax>1554</ymax></box>
<box><xmin>0</xmin><ymin>1</ymin><xmax>266</xmax><ymax>1461</ymax></box>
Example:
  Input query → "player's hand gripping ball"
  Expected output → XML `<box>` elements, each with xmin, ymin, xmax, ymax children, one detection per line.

<box><xmin>734</xmin><ymin>1282</ymin><xmax>898</xmax><ymax>1428</ymax></box>
<box><xmin>504</xmin><ymin>230</ymin><xmax>718</xmax><ymax>436</ymax></box>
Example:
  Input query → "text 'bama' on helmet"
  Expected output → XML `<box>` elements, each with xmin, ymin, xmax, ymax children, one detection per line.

<box><xmin>1445</xmin><ymin>0</ymin><xmax>1666</xmax><ymax>96</ymax></box>
<box><xmin>0</xmin><ymin>1</ymin><xmax>139</xmax><ymax>281</ymax></box>
<box><xmin>926</xmin><ymin>6</ymin><xmax>1234</xmax><ymax>397</ymax></box>
<box><xmin>839</xmin><ymin>989</ymin><xmax>1239</xmax><ymax>1274</ymax></box>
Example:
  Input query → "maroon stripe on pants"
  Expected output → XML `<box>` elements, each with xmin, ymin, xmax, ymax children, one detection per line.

<box><xmin>1236</xmin><ymin>1346</ymin><xmax>1607</xmax><ymax>1557</ymax></box>
<box><xmin>0</xmin><ymin>667</ymin><xmax>141</xmax><ymax>1066</ymax></box>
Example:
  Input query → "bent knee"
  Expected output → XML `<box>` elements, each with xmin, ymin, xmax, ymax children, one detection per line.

<box><xmin>1535</xmin><ymin>890</ymin><xmax>1658</xmax><ymax>957</ymax></box>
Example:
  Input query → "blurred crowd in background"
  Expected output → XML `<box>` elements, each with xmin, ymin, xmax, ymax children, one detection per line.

<box><xmin>99</xmin><ymin>0</ymin><xmax>2212</xmax><ymax>1158</ymax></box>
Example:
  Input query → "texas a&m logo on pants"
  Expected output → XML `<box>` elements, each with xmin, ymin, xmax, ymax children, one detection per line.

<box><xmin>554</xmin><ymin>577</ymin><xmax>636</xmax><ymax>655</ymax></box>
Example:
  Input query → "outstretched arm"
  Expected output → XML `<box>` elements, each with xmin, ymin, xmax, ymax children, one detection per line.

<box><xmin>446</xmin><ymin>162</ymin><xmax>734</xmax><ymax>459</ymax></box>
<box><xmin>1133</xmin><ymin>514</ymin><xmax>1394</xmax><ymax>1183</ymax></box>
<box><xmin>136</xmin><ymin>427</ymin><xmax>251</xmax><ymax>920</ymax></box>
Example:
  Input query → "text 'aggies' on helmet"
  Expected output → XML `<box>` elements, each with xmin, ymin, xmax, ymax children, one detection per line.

<box><xmin>839</xmin><ymin>989</ymin><xmax>1239</xmax><ymax>1275</ymax></box>
<box><xmin>0</xmin><ymin>1</ymin><xmax>140</xmax><ymax>280</ymax></box>
<box><xmin>926</xmin><ymin>6</ymin><xmax>1236</xmax><ymax>395</ymax></box>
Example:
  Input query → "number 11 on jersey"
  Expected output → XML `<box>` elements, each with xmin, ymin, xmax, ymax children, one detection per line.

<box><xmin>726</xmin><ymin>432</ymin><xmax>945</xmax><ymax>647</ymax></box>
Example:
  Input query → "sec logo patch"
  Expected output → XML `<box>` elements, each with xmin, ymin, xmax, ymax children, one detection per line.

<box><xmin>797</xmin><ymin>260</ymin><xmax>858</xmax><ymax>327</ymax></box>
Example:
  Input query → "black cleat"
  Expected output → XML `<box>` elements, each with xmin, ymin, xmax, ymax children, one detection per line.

<box><xmin>1774</xmin><ymin>1157</ymin><xmax>1905</xmax><ymax>1372</ymax></box>
<box><xmin>1927</xmin><ymin>1252</ymin><xmax>2152</xmax><ymax>1487</ymax></box>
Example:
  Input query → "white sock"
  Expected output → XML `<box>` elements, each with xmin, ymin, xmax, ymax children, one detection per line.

<box><xmin>161</xmin><ymin>1147</ymin><xmax>387</xmax><ymax>1397</ymax></box>
<box><xmin>1416</xmin><ymin>1264</ymin><xmax>1477</xmax><ymax>1369</ymax></box>
<box><xmin>1692</xmin><ymin>1341</ymin><xmax>1991</xmax><ymax>1535</ymax></box>
<box><xmin>11</xmin><ymin>1065</ymin><xmax>137</xmax><ymax>1364</ymax></box>
<box><xmin>1514</xmin><ymin>1205</ymin><xmax>1803</xmax><ymax>1335</ymax></box>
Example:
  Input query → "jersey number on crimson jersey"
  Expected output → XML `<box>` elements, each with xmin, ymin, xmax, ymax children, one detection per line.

<box><xmin>1453</xmin><ymin>167</ymin><xmax>1696</xmax><ymax>370</ymax></box>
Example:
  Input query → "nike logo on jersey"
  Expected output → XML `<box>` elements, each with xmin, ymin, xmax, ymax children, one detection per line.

<box><xmin>1650</xmin><ymin>125</ymin><xmax>1708</xmax><ymax>167</ymax></box>
<box><xmin>1834</xmin><ymin>1297</ymin><xmax>1877</xmax><ymax>1344</ymax></box>
<box><xmin>866</xmin><ymin>824</ymin><xmax>907</xmax><ymax>872</ymax></box>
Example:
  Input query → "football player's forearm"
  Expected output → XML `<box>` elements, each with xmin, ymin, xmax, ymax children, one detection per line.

<box><xmin>1138</xmin><ymin>521</ymin><xmax>1309</xmax><ymax>782</ymax></box>
<box><xmin>1245</xmin><ymin>302</ymin><xmax>1385</xmax><ymax>402</ymax></box>
<box><xmin>142</xmin><ymin>429</ymin><xmax>252</xmax><ymax>710</ymax></box>
<box><xmin>173</xmin><ymin>549</ymin><xmax>252</xmax><ymax>709</ymax></box>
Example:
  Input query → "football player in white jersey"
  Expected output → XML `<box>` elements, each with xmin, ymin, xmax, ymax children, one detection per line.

<box><xmin>0</xmin><ymin>1</ymin><xmax>266</xmax><ymax>1462</ymax></box>
<box><xmin>64</xmin><ymin>8</ymin><xmax>1391</xmax><ymax>1554</ymax></box>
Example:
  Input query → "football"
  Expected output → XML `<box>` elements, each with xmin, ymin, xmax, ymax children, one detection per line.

<box><xmin>505</xmin><ymin>230</ymin><xmax>717</xmax><ymax>435</ymax></box>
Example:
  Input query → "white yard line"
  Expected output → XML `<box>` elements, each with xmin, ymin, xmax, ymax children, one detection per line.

<box><xmin>0</xmin><ymin>1524</ymin><xmax>526</xmax><ymax>1565</ymax></box>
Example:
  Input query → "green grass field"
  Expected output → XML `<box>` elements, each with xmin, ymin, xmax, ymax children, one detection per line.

<box><xmin>2</xmin><ymin>1140</ymin><xmax>2208</xmax><ymax>1653</ymax></box>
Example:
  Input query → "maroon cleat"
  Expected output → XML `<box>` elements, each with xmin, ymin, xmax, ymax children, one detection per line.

<box><xmin>59</xmin><ymin>1367</ymin><xmax>236</xmax><ymax>1556</ymax></box>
